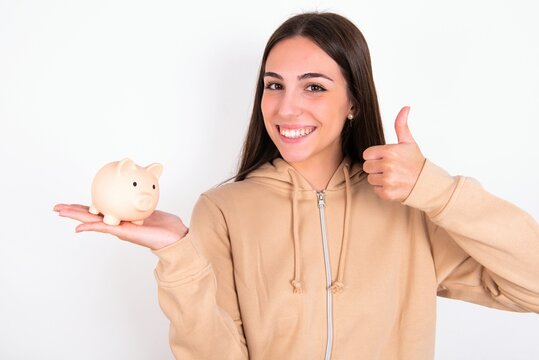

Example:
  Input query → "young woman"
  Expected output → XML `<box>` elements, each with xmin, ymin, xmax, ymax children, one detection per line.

<box><xmin>54</xmin><ymin>12</ymin><xmax>539</xmax><ymax>360</ymax></box>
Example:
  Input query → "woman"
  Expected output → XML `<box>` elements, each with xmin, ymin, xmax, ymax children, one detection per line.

<box><xmin>54</xmin><ymin>12</ymin><xmax>539</xmax><ymax>360</ymax></box>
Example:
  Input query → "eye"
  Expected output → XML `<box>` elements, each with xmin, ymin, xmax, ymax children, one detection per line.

<box><xmin>306</xmin><ymin>84</ymin><xmax>326</xmax><ymax>92</ymax></box>
<box><xmin>264</xmin><ymin>82</ymin><xmax>283</xmax><ymax>90</ymax></box>
<box><xmin>133</xmin><ymin>182</ymin><xmax>137</xmax><ymax>187</ymax></box>
<box><xmin>152</xmin><ymin>184</ymin><xmax>156</xmax><ymax>189</ymax></box>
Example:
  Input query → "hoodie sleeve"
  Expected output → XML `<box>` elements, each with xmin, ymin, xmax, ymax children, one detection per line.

<box><xmin>151</xmin><ymin>194</ymin><xmax>249</xmax><ymax>359</ymax></box>
<box><xmin>402</xmin><ymin>159</ymin><xmax>539</xmax><ymax>313</ymax></box>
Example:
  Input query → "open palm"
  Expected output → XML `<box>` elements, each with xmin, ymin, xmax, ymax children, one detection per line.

<box><xmin>53</xmin><ymin>204</ymin><xmax>188</xmax><ymax>250</ymax></box>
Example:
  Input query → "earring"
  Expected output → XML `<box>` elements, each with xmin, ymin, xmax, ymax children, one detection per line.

<box><xmin>347</xmin><ymin>114</ymin><xmax>354</xmax><ymax>120</ymax></box>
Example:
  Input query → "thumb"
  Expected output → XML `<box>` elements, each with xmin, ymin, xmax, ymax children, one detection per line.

<box><xmin>394</xmin><ymin>106</ymin><xmax>415</xmax><ymax>144</ymax></box>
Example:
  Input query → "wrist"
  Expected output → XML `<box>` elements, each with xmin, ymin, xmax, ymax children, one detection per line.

<box><xmin>152</xmin><ymin>227</ymin><xmax>190</xmax><ymax>251</ymax></box>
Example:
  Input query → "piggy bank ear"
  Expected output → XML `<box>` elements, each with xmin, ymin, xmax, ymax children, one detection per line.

<box><xmin>116</xmin><ymin>158</ymin><xmax>137</xmax><ymax>175</ymax></box>
<box><xmin>146</xmin><ymin>163</ymin><xmax>163</xmax><ymax>179</ymax></box>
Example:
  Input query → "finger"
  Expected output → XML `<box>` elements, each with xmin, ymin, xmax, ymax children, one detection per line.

<box><xmin>362</xmin><ymin>145</ymin><xmax>387</xmax><ymax>160</ymax></box>
<box><xmin>76</xmin><ymin>221</ymin><xmax>122</xmax><ymax>234</ymax></box>
<box><xmin>58</xmin><ymin>208</ymin><xmax>103</xmax><ymax>223</ymax></box>
<box><xmin>53</xmin><ymin>204</ymin><xmax>90</xmax><ymax>212</ymax></box>
<box><xmin>76</xmin><ymin>222</ymin><xmax>143</xmax><ymax>245</ymax></box>
<box><xmin>75</xmin><ymin>221</ymin><xmax>127</xmax><ymax>238</ymax></box>
<box><xmin>367</xmin><ymin>173</ymin><xmax>384</xmax><ymax>187</ymax></box>
<box><xmin>373</xmin><ymin>185</ymin><xmax>391</xmax><ymax>201</ymax></box>
<box><xmin>362</xmin><ymin>159</ymin><xmax>384</xmax><ymax>174</ymax></box>
<box><xmin>394</xmin><ymin>106</ymin><xmax>415</xmax><ymax>144</ymax></box>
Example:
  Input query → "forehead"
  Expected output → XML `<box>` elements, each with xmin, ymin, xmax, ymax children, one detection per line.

<box><xmin>265</xmin><ymin>36</ymin><xmax>343</xmax><ymax>79</ymax></box>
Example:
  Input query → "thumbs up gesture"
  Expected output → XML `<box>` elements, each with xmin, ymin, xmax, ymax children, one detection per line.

<box><xmin>362</xmin><ymin>106</ymin><xmax>426</xmax><ymax>202</ymax></box>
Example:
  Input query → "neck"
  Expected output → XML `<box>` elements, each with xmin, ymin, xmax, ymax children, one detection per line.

<box><xmin>289</xmin><ymin>151</ymin><xmax>344</xmax><ymax>191</ymax></box>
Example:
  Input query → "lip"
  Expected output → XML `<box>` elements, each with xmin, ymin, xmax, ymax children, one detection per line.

<box><xmin>277</xmin><ymin>124</ymin><xmax>316</xmax><ymax>130</ymax></box>
<box><xmin>276</xmin><ymin>125</ymin><xmax>316</xmax><ymax>143</ymax></box>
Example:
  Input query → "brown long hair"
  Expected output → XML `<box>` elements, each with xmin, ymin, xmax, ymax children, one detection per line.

<box><xmin>233</xmin><ymin>12</ymin><xmax>385</xmax><ymax>182</ymax></box>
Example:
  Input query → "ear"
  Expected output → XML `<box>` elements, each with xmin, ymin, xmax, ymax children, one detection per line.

<box><xmin>145</xmin><ymin>163</ymin><xmax>163</xmax><ymax>179</ymax></box>
<box><xmin>116</xmin><ymin>158</ymin><xmax>136</xmax><ymax>175</ymax></box>
<box><xmin>349</xmin><ymin>103</ymin><xmax>357</xmax><ymax>118</ymax></box>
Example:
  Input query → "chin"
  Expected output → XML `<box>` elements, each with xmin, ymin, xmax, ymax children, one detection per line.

<box><xmin>279</xmin><ymin>150</ymin><xmax>311</xmax><ymax>165</ymax></box>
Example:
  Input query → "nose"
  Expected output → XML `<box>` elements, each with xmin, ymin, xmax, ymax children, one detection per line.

<box><xmin>277</xmin><ymin>89</ymin><xmax>303</xmax><ymax>119</ymax></box>
<box><xmin>135</xmin><ymin>192</ymin><xmax>154</xmax><ymax>211</ymax></box>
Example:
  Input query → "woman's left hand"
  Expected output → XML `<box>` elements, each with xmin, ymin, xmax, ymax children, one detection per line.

<box><xmin>362</xmin><ymin>106</ymin><xmax>426</xmax><ymax>202</ymax></box>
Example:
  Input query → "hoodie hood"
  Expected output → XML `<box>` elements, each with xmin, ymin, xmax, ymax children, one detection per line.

<box><xmin>246</xmin><ymin>157</ymin><xmax>365</xmax><ymax>294</ymax></box>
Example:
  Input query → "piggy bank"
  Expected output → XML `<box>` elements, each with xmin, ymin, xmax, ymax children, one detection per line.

<box><xmin>89</xmin><ymin>158</ymin><xmax>163</xmax><ymax>226</ymax></box>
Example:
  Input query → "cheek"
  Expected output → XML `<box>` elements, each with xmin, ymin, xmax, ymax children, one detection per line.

<box><xmin>308</xmin><ymin>100</ymin><xmax>340</xmax><ymax>124</ymax></box>
<box><xmin>309</xmin><ymin>96</ymin><xmax>349</xmax><ymax>133</ymax></box>
<box><xmin>261</xmin><ymin>94</ymin><xmax>274</xmax><ymax>120</ymax></box>
<box><xmin>260</xmin><ymin>96</ymin><xmax>274</xmax><ymax>135</ymax></box>
<box><xmin>325</xmin><ymin>93</ymin><xmax>351</xmax><ymax>123</ymax></box>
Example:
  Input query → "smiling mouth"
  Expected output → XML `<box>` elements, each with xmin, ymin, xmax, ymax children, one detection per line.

<box><xmin>277</xmin><ymin>125</ymin><xmax>316</xmax><ymax>139</ymax></box>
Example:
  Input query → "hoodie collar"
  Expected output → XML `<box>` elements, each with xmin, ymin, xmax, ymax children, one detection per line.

<box><xmin>246</xmin><ymin>156</ymin><xmax>364</xmax><ymax>191</ymax></box>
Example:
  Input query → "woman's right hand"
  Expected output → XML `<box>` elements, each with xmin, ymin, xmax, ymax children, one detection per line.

<box><xmin>53</xmin><ymin>204</ymin><xmax>189</xmax><ymax>250</ymax></box>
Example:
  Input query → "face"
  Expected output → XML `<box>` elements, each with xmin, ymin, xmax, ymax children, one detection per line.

<box><xmin>261</xmin><ymin>36</ymin><xmax>353</xmax><ymax>168</ymax></box>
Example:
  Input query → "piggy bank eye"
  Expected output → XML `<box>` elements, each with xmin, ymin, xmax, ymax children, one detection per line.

<box><xmin>153</xmin><ymin>184</ymin><xmax>156</xmax><ymax>189</ymax></box>
<box><xmin>133</xmin><ymin>182</ymin><xmax>137</xmax><ymax>187</ymax></box>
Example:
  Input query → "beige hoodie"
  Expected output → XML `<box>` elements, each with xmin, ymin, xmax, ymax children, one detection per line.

<box><xmin>152</xmin><ymin>157</ymin><xmax>539</xmax><ymax>359</ymax></box>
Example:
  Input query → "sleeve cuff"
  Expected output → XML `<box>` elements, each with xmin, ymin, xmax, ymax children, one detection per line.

<box><xmin>401</xmin><ymin>158</ymin><xmax>463</xmax><ymax>219</ymax></box>
<box><xmin>151</xmin><ymin>234</ymin><xmax>210</xmax><ymax>283</ymax></box>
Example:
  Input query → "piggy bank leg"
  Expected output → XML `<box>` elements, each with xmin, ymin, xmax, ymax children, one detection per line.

<box><xmin>131</xmin><ymin>220</ymin><xmax>144</xmax><ymax>225</ymax></box>
<box><xmin>89</xmin><ymin>205</ymin><xmax>99</xmax><ymax>215</ymax></box>
<box><xmin>103</xmin><ymin>215</ymin><xmax>121</xmax><ymax>226</ymax></box>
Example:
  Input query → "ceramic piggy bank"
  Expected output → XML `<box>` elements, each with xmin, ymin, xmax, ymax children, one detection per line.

<box><xmin>89</xmin><ymin>158</ymin><xmax>163</xmax><ymax>226</ymax></box>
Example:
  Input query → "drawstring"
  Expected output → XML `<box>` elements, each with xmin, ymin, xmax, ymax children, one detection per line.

<box><xmin>288</xmin><ymin>169</ymin><xmax>303</xmax><ymax>294</ymax></box>
<box><xmin>330</xmin><ymin>164</ymin><xmax>352</xmax><ymax>294</ymax></box>
<box><xmin>287</xmin><ymin>162</ymin><xmax>353</xmax><ymax>295</ymax></box>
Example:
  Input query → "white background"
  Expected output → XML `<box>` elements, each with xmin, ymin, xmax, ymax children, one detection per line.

<box><xmin>1</xmin><ymin>0</ymin><xmax>538</xmax><ymax>359</ymax></box>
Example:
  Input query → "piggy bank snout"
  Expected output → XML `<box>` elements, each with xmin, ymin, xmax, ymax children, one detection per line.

<box><xmin>135</xmin><ymin>192</ymin><xmax>156</xmax><ymax>212</ymax></box>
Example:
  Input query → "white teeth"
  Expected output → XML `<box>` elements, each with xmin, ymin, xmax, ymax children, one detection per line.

<box><xmin>279</xmin><ymin>127</ymin><xmax>314</xmax><ymax>139</ymax></box>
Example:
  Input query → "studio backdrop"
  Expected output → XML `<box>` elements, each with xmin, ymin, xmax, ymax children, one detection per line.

<box><xmin>0</xmin><ymin>0</ymin><xmax>538</xmax><ymax>359</ymax></box>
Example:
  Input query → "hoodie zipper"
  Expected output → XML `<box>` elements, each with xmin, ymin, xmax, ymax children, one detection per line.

<box><xmin>317</xmin><ymin>191</ymin><xmax>333</xmax><ymax>360</ymax></box>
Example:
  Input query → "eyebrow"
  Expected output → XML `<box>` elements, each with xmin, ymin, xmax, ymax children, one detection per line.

<box><xmin>264</xmin><ymin>71</ymin><xmax>334</xmax><ymax>82</ymax></box>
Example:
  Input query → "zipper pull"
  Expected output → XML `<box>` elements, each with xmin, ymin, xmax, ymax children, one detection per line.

<box><xmin>317</xmin><ymin>191</ymin><xmax>325</xmax><ymax>207</ymax></box>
